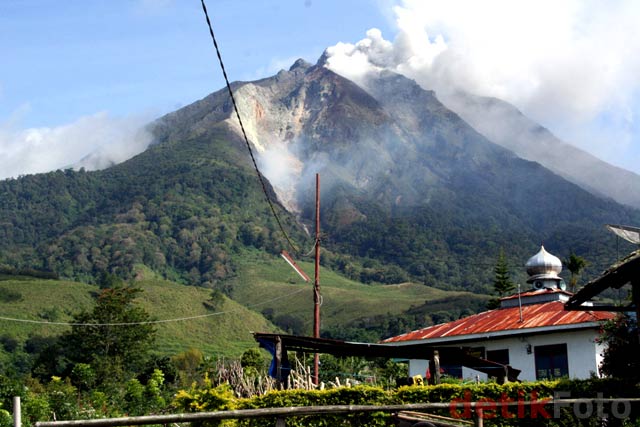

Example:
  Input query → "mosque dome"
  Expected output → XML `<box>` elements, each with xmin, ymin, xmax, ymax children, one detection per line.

<box><xmin>525</xmin><ymin>246</ymin><xmax>563</xmax><ymax>284</ymax></box>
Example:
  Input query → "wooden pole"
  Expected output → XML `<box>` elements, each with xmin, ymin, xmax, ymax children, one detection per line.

<box><xmin>275</xmin><ymin>336</ymin><xmax>283</xmax><ymax>388</ymax></box>
<box><xmin>313</xmin><ymin>173</ymin><xmax>321</xmax><ymax>385</ymax></box>
<box><xmin>474</xmin><ymin>408</ymin><xmax>483</xmax><ymax>427</ymax></box>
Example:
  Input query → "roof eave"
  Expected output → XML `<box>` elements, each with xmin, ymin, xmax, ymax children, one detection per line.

<box><xmin>383</xmin><ymin>322</ymin><xmax>603</xmax><ymax>347</ymax></box>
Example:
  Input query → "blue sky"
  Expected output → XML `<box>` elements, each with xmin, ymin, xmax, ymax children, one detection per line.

<box><xmin>0</xmin><ymin>0</ymin><xmax>393</xmax><ymax>128</ymax></box>
<box><xmin>1</xmin><ymin>0</ymin><xmax>639</xmax><ymax>178</ymax></box>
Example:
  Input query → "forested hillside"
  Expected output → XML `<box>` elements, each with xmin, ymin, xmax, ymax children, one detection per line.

<box><xmin>0</xmin><ymin>125</ymin><xmax>307</xmax><ymax>286</ymax></box>
<box><xmin>1</xmin><ymin>58</ymin><xmax>638</xmax><ymax>298</ymax></box>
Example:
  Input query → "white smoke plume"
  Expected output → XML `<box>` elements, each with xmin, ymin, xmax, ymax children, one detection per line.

<box><xmin>257</xmin><ymin>141</ymin><xmax>305</xmax><ymax>213</ymax></box>
<box><xmin>325</xmin><ymin>0</ymin><xmax>640</xmax><ymax>174</ymax></box>
<box><xmin>0</xmin><ymin>112</ymin><xmax>154</xmax><ymax>180</ymax></box>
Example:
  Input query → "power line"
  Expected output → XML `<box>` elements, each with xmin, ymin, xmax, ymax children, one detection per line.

<box><xmin>199</xmin><ymin>0</ymin><xmax>299</xmax><ymax>254</ymax></box>
<box><xmin>0</xmin><ymin>287</ymin><xmax>307</xmax><ymax>327</ymax></box>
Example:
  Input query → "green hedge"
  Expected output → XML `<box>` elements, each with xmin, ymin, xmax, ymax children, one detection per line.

<box><xmin>236</xmin><ymin>386</ymin><xmax>391</xmax><ymax>427</ymax></box>
<box><xmin>175</xmin><ymin>379</ymin><xmax>640</xmax><ymax>427</ymax></box>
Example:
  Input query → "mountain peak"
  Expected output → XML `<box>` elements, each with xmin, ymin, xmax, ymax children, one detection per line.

<box><xmin>316</xmin><ymin>49</ymin><xmax>330</xmax><ymax>68</ymax></box>
<box><xmin>289</xmin><ymin>58</ymin><xmax>312</xmax><ymax>72</ymax></box>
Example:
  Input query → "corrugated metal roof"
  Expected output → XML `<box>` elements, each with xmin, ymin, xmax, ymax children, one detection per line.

<box><xmin>382</xmin><ymin>300</ymin><xmax>615</xmax><ymax>343</ymax></box>
<box><xmin>500</xmin><ymin>288</ymin><xmax>572</xmax><ymax>301</ymax></box>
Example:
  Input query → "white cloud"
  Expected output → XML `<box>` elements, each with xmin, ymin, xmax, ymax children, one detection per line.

<box><xmin>325</xmin><ymin>0</ymin><xmax>640</xmax><ymax>173</ymax></box>
<box><xmin>0</xmin><ymin>112</ymin><xmax>153</xmax><ymax>180</ymax></box>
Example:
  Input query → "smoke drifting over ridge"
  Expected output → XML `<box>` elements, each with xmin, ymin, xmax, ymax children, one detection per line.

<box><xmin>324</xmin><ymin>0</ymin><xmax>640</xmax><ymax>175</ymax></box>
<box><xmin>0</xmin><ymin>112</ymin><xmax>154</xmax><ymax>180</ymax></box>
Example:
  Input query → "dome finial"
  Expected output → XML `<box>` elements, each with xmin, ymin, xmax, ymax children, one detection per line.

<box><xmin>525</xmin><ymin>246</ymin><xmax>564</xmax><ymax>288</ymax></box>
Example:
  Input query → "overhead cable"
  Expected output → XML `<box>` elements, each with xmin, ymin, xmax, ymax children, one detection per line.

<box><xmin>199</xmin><ymin>0</ymin><xmax>299</xmax><ymax>254</ymax></box>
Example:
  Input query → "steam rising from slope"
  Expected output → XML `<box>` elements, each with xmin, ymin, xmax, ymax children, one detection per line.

<box><xmin>325</xmin><ymin>0</ymin><xmax>640</xmax><ymax>174</ymax></box>
<box><xmin>0</xmin><ymin>112</ymin><xmax>153</xmax><ymax>180</ymax></box>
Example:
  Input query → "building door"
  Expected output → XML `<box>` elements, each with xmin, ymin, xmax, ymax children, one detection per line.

<box><xmin>534</xmin><ymin>343</ymin><xmax>568</xmax><ymax>379</ymax></box>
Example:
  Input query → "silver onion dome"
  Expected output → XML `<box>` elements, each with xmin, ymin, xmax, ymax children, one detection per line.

<box><xmin>525</xmin><ymin>246</ymin><xmax>562</xmax><ymax>278</ymax></box>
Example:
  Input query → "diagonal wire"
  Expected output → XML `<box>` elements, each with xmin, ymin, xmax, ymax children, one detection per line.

<box><xmin>199</xmin><ymin>0</ymin><xmax>299</xmax><ymax>254</ymax></box>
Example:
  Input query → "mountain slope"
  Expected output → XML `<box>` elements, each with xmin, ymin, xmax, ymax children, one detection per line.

<box><xmin>439</xmin><ymin>91</ymin><xmax>640</xmax><ymax>209</ymax></box>
<box><xmin>0</xmin><ymin>55</ymin><xmax>638</xmax><ymax>297</ymax></box>
<box><xmin>0</xmin><ymin>274</ymin><xmax>276</xmax><ymax>360</ymax></box>
<box><xmin>194</xmin><ymin>59</ymin><xmax>639</xmax><ymax>290</ymax></box>
<box><xmin>0</xmin><ymin>125</ymin><xmax>307</xmax><ymax>285</ymax></box>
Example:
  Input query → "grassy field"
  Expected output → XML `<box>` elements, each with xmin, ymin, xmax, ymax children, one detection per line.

<box><xmin>135</xmin><ymin>279</ymin><xmax>275</xmax><ymax>357</ymax></box>
<box><xmin>228</xmin><ymin>251</ymin><xmax>482</xmax><ymax>333</ymax></box>
<box><xmin>0</xmin><ymin>277</ymin><xmax>94</xmax><ymax>339</ymax></box>
<box><xmin>0</xmin><ymin>275</ymin><xmax>275</xmax><ymax>360</ymax></box>
<box><xmin>0</xmin><ymin>251</ymin><xmax>487</xmax><ymax>362</ymax></box>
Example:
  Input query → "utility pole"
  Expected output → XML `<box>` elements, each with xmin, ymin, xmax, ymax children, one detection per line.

<box><xmin>313</xmin><ymin>173</ymin><xmax>321</xmax><ymax>385</ymax></box>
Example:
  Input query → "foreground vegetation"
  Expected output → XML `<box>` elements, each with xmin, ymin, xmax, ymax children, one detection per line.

<box><xmin>0</xmin><ymin>269</ymin><xmax>637</xmax><ymax>426</ymax></box>
<box><xmin>1</xmin><ymin>370</ymin><xmax>638</xmax><ymax>426</ymax></box>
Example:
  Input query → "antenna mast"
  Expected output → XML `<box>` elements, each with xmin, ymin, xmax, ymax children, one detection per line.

<box><xmin>517</xmin><ymin>283</ymin><xmax>524</xmax><ymax>323</ymax></box>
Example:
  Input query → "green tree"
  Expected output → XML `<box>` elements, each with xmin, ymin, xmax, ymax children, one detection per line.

<box><xmin>493</xmin><ymin>249</ymin><xmax>515</xmax><ymax>296</ymax></box>
<box><xmin>487</xmin><ymin>249</ymin><xmax>515</xmax><ymax>309</ymax></box>
<box><xmin>172</xmin><ymin>348</ymin><xmax>204</xmax><ymax>386</ymax></box>
<box><xmin>564</xmin><ymin>252</ymin><xmax>588</xmax><ymax>292</ymax></box>
<box><xmin>98</xmin><ymin>272</ymin><xmax>124</xmax><ymax>289</ymax></box>
<box><xmin>599</xmin><ymin>313</ymin><xmax>640</xmax><ymax>383</ymax></box>
<box><xmin>70</xmin><ymin>363</ymin><xmax>96</xmax><ymax>392</ymax></box>
<box><xmin>61</xmin><ymin>286</ymin><xmax>156</xmax><ymax>385</ymax></box>
<box><xmin>240</xmin><ymin>348</ymin><xmax>265</xmax><ymax>376</ymax></box>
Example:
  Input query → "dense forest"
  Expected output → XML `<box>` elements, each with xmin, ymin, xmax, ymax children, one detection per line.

<box><xmin>0</xmin><ymin>127</ymin><xmax>308</xmax><ymax>287</ymax></box>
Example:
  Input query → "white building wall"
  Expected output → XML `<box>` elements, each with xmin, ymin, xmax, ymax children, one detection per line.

<box><xmin>406</xmin><ymin>328</ymin><xmax>602</xmax><ymax>382</ymax></box>
<box><xmin>461</xmin><ymin>367</ymin><xmax>487</xmax><ymax>381</ymax></box>
<box><xmin>563</xmin><ymin>329</ymin><xmax>601</xmax><ymax>379</ymax></box>
<box><xmin>595</xmin><ymin>341</ymin><xmax>607</xmax><ymax>377</ymax></box>
<box><xmin>408</xmin><ymin>359</ymin><xmax>429</xmax><ymax>378</ymax></box>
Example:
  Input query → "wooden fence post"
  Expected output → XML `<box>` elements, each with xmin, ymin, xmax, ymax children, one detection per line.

<box><xmin>13</xmin><ymin>396</ymin><xmax>20</xmax><ymax>427</ymax></box>
<box><xmin>275</xmin><ymin>336</ymin><xmax>283</xmax><ymax>388</ymax></box>
<box><xmin>433</xmin><ymin>350</ymin><xmax>441</xmax><ymax>385</ymax></box>
<box><xmin>474</xmin><ymin>407</ymin><xmax>483</xmax><ymax>427</ymax></box>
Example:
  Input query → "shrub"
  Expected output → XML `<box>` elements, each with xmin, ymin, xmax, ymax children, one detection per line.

<box><xmin>235</xmin><ymin>386</ymin><xmax>391</xmax><ymax>427</ymax></box>
<box><xmin>0</xmin><ymin>336</ymin><xmax>18</xmax><ymax>353</ymax></box>
<box><xmin>0</xmin><ymin>288</ymin><xmax>21</xmax><ymax>303</ymax></box>
<box><xmin>0</xmin><ymin>409</ymin><xmax>11</xmax><ymax>427</ymax></box>
<box><xmin>172</xmin><ymin>375</ymin><xmax>236</xmax><ymax>427</ymax></box>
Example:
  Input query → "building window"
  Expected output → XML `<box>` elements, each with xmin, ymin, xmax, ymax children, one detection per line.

<box><xmin>468</xmin><ymin>347</ymin><xmax>485</xmax><ymax>359</ymax></box>
<box><xmin>534</xmin><ymin>343</ymin><xmax>568</xmax><ymax>379</ymax></box>
<box><xmin>487</xmin><ymin>349</ymin><xmax>509</xmax><ymax>366</ymax></box>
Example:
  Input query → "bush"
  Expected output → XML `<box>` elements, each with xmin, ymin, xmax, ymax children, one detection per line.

<box><xmin>0</xmin><ymin>409</ymin><xmax>11</xmax><ymax>427</ymax></box>
<box><xmin>175</xmin><ymin>378</ymin><xmax>639</xmax><ymax>427</ymax></box>
<box><xmin>240</xmin><ymin>349</ymin><xmax>265</xmax><ymax>375</ymax></box>
<box><xmin>0</xmin><ymin>288</ymin><xmax>22</xmax><ymax>303</ymax></box>
<box><xmin>0</xmin><ymin>336</ymin><xmax>18</xmax><ymax>353</ymax></box>
<box><xmin>172</xmin><ymin>376</ymin><xmax>236</xmax><ymax>427</ymax></box>
<box><xmin>237</xmin><ymin>386</ymin><xmax>391</xmax><ymax>427</ymax></box>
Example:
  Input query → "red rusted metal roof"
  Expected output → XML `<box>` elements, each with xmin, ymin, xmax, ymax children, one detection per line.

<box><xmin>382</xmin><ymin>300</ymin><xmax>615</xmax><ymax>343</ymax></box>
<box><xmin>499</xmin><ymin>288</ymin><xmax>572</xmax><ymax>301</ymax></box>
